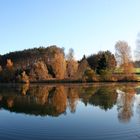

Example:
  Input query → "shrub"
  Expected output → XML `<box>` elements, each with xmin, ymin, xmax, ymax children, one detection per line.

<box><xmin>83</xmin><ymin>68</ymin><xmax>97</xmax><ymax>81</ymax></box>
<box><xmin>99</xmin><ymin>69</ymin><xmax>113</xmax><ymax>81</ymax></box>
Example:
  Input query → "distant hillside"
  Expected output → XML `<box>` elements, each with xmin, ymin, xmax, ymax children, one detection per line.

<box><xmin>0</xmin><ymin>46</ymin><xmax>64</xmax><ymax>69</ymax></box>
<box><xmin>0</xmin><ymin>45</ymin><xmax>136</xmax><ymax>83</ymax></box>
<box><xmin>0</xmin><ymin>46</ymin><xmax>69</xmax><ymax>82</ymax></box>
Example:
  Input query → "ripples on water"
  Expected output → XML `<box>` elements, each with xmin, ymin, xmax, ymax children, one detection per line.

<box><xmin>0</xmin><ymin>83</ymin><xmax>140</xmax><ymax>140</ymax></box>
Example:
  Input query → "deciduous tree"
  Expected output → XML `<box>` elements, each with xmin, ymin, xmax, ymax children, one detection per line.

<box><xmin>66</xmin><ymin>48</ymin><xmax>78</xmax><ymax>78</ymax></box>
<box><xmin>135</xmin><ymin>33</ymin><xmax>140</xmax><ymax>61</ymax></box>
<box><xmin>115</xmin><ymin>41</ymin><xmax>134</xmax><ymax>74</ymax></box>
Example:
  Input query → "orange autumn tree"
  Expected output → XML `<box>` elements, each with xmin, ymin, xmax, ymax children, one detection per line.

<box><xmin>46</xmin><ymin>46</ymin><xmax>66</xmax><ymax>79</ymax></box>
<box><xmin>29</xmin><ymin>60</ymin><xmax>50</xmax><ymax>81</ymax></box>
<box><xmin>6</xmin><ymin>59</ymin><xmax>13</xmax><ymax>69</ymax></box>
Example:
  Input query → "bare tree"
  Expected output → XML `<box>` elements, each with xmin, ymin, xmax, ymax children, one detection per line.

<box><xmin>66</xmin><ymin>48</ymin><xmax>74</xmax><ymax>60</ymax></box>
<box><xmin>66</xmin><ymin>48</ymin><xmax>78</xmax><ymax>78</ymax></box>
<box><xmin>115</xmin><ymin>41</ymin><xmax>132</xmax><ymax>66</ymax></box>
<box><xmin>115</xmin><ymin>41</ymin><xmax>134</xmax><ymax>74</ymax></box>
<box><xmin>135</xmin><ymin>33</ymin><xmax>140</xmax><ymax>61</ymax></box>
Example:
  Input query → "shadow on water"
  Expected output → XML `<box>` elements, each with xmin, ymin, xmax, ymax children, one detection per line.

<box><xmin>0</xmin><ymin>83</ymin><xmax>140</xmax><ymax>123</ymax></box>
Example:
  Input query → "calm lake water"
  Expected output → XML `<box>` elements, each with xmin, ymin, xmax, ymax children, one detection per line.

<box><xmin>0</xmin><ymin>83</ymin><xmax>140</xmax><ymax>140</ymax></box>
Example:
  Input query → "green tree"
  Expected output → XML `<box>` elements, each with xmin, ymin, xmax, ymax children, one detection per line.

<box><xmin>87</xmin><ymin>51</ymin><xmax>116</xmax><ymax>74</ymax></box>
<box><xmin>87</xmin><ymin>54</ymin><xmax>100</xmax><ymax>71</ymax></box>
<box><xmin>99</xmin><ymin>69</ymin><xmax>113</xmax><ymax>81</ymax></box>
<box><xmin>83</xmin><ymin>67</ymin><xmax>96</xmax><ymax>81</ymax></box>
<box><xmin>96</xmin><ymin>51</ymin><xmax>116</xmax><ymax>74</ymax></box>
<box><xmin>89</xmin><ymin>86</ymin><xmax>117</xmax><ymax>110</ymax></box>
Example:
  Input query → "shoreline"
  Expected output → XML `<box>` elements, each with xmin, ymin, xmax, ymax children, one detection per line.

<box><xmin>1</xmin><ymin>79</ymin><xmax>140</xmax><ymax>84</ymax></box>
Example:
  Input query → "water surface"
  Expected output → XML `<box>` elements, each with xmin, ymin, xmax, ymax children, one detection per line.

<box><xmin>0</xmin><ymin>83</ymin><xmax>140</xmax><ymax>140</ymax></box>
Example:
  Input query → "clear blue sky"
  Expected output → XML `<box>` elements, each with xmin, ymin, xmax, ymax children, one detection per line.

<box><xmin>0</xmin><ymin>0</ymin><xmax>140</xmax><ymax>59</ymax></box>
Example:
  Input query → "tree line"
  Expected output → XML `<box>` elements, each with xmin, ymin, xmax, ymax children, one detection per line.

<box><xmin>0</xmin><ymin>40</ymin><xmax>138</xmax><ymax>83</ymax></box>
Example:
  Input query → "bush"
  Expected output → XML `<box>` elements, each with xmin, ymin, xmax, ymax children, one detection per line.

<box><xmin>99</xmin><ymin>69</ymin><xmax>113</xmax><ymax>81</ymax></box>
<box><xmin>118</xmin><ymin>74</ymin><xmax>137</xmax><ymax>82</ymax></box>
<box><xmin>0</xmin><ymin>68</ymin><xmax>15</xmax><ymax>82</ymax></box>
<box><xmin>83</xmin><ymin>68</ymin><xmax>97</xmax><ymax>81</ymax></box>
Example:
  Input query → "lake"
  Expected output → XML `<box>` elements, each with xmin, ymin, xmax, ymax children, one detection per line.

<box><xmin>0</xmin><ymin>83</ymin><xmax>140</xmax><ymax>140</ymax></box>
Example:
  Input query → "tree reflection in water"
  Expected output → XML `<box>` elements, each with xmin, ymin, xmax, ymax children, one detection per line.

<box><xmin>135</xmin><ymin>93</ymin><xmax>140</xmax><ymax>120</ymax></box>
<box><xmin>116</xmin><ymin>86</ymin><xmax>136</xmax><ymax>123</ymax></box>
<box><xmin>21</xmin><ymin>84</ymin><xmax>29</xmax><ymax>96</ymax></box>
<box><xmin>0</xmin><ymin>83</ymin><xmax>139</xmax><ymax>123</ymax></box>
<box><xmin>89</xmin><ymin>86</ymin><xmax>117</xmax><ymax>110</ymax></box>
<box><xmin>67</xmin><ymin>87</ymin><xmax>79</xmax><ymax>113</ymax></box>
<box><xmin>48</xmin><ymin>86</ymin><xmax>67</xmax><ymax>116</ymax></box>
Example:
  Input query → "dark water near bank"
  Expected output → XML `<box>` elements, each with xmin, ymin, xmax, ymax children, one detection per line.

<box><xmin>0</xmin><ymin>83</ymin><xmax>140</xmax><ymax>140</ymax></box>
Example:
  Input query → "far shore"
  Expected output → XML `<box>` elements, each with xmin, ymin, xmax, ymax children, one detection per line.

<box><xmin>7</xmin><ymin>79</ymin><xmax>140</xmax><ymax>84</ymax></box>
<box><xmin>30</xmin><ymin>80</ymin><xmax>140</xmax><ymax>84</ymax></box>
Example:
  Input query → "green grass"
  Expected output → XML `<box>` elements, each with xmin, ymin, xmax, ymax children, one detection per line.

<box><xmin>114</xmin><ymin>68</ymin><xmax>140</xmax><ymax>81</ymax></box>
<box><xmin>114</xmin><ymin>68</ymin><xmax>140</xmax><ymax>74</ymax></box>
<box><xmin>134</xmin><ymin>68</ymin><xmax>140</xmax><ymax>73</ymax></box>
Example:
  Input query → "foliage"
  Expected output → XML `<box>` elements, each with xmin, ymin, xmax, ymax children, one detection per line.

<box><xmin>21</xmin><ymin>71</ymin><xmax>29</xmax><ymax>83</ymax></box>
<box><xmin>29</xmin><ymin>61</ymin><xmax>50</xmax><ymax>81</ymax></box>
<box><xmin>99</xmin><ymin>69</ymin><xmax>113</xmax><ymax>81</ymax></box>
<box><xmin>87</xmin><ymin>50</ymin><xmax>116</xmax><ymax>74</ymax></box>
<box><xmin>83</xmin><ymin>68</ymin><xmax>97</xmax><ymax>81</ymax></box>
<box><xmin>6</xmin><ymin>59</ymin><xmax>13</xmax><ymax>68</ymax></box>
<box><xmin>97</xmin><ymin>51</ymin><xmax>116</xmax><ymax>74</ymax></box>
<box><xmin>121</xmin><ymin>62</ymin><xmax>134</xmax><ymax>74</ymax></box>
<box><xmin>0</xmin><ymin>43</ymin><xmax>139</xmax><ymax>82</ymax></box>
<box><xmin>0</xmin><ymin>68</ymin><xmax>15</xmax><ymax>82</ymax></box>
<box><xmin>66</xmin><ymin>60</ymin><xmax>78</xmax><ymax>78</ymax></box>
<box><xmin>87</xmin><ymin>54</ymin><xmax>100</xmax><ymax>71</ymax></box>
<box><xmin>118</xmin><ymin>74</ymin><xmax>137</xmax><ymax>82</ymax></box>
<box><xmin>133</xmin><ymin>61</ymin><xmax>140</xmax><ymax>68</ymax></box>
<box><xmin>77</xmin><ymin>57</ymin><xmax>89</xmax><ymax>79</ymax></box>
<box><xmin>52</xmin><ymin>52</ymin><xmax>66</xmax><ymax>79</ymax></box>
<box><xmin>0</xmin><ymin>59</ymin><xmax>15</xmax><ymax>82</ymax></box>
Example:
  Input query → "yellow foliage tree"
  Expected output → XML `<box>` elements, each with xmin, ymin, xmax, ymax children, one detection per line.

<box><xmin>6</xmin><ymin>59</ymin><xmax>13</xmax><ymax>69</ymax></box>
<box><xmin>21</xmin><ymin>71</ymin><xmax>29</xmax><ymax>83</ymax></box>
